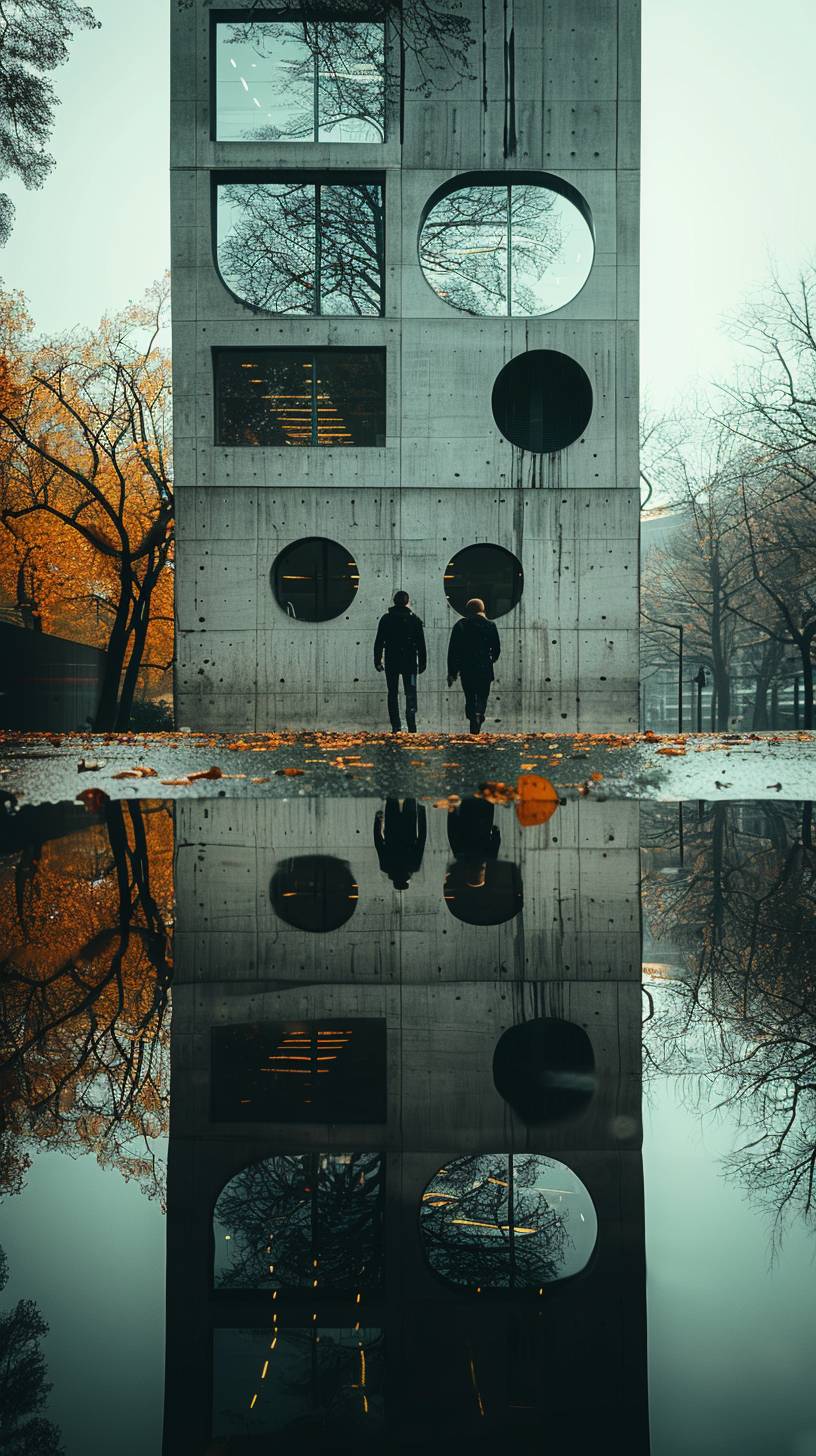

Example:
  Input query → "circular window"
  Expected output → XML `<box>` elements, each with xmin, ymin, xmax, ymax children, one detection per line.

<box><xmin>493</xmin><ymin>1018</ymin><xmax>596</xmax><ymax>1124</ymax></box>
<box><xmin>420</xmin><ymin>1153</ymin><xmax>597</xmax><ymax>1290</ymax></box>
<box><xmin>418</xmin><ymin>173</ymin><xmax>594</xmax><ymax>317</ymax></box>
<box><xmin>271</xmin><ymin>537</ymin><xmax>359</xmax><ymax>621</ymax></box>
<box><xmin>270</xmin><ymin>856</ymin><xmax>358</xmax><ymax>932</ymax></box>
<box><xmin>443</xmin><ymin>859</ymin><xmax>523</xmax><ymax>926</ymax></box>
<box><xmin>444</xmin><ymin>544</ymin><xmax>523</xmax><ymax>619</ymax></box>
<box><xmin>491</xmin><ymin>350</ymin><xmax>592</xmax><ymax>452</ymax></box>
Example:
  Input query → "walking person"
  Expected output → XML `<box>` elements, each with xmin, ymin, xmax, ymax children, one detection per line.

<box><xmin>447</xmin><ymin>597</ymin><xmax>501</xmax><ymax>733</ymax></box>
<box><xmin>374</xmin><ymin>590</ymin><xmax>427</xmax><ymax>733</ymax></box>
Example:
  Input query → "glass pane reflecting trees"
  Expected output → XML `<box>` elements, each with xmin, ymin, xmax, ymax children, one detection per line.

<box><xmin>213</xmin><ymin>1151</ymin><xmax>385</xmax><ymax>1292</ymax></box>
<box><xmin>420</xmin><ymin>1154</ymin><xmax>597</xmax><ymax>1290</ymax></box>
<box><xmin>213</xmin><ymin>348</ymin><xmax>386</xmax><ymax>447</ymax></box>
<box><xmin>215</xmin><ymin>20</ymin><xmax>385</xmax><ymax>142</ymax></box>
<box><xmin>419</xmin><ymin>178</ymin><xmax>594</xmax><ymax>316</ymax></box>
<box><xmin>216</xmin><ymin>178</ymin><xmax>385</xmax><ymax>316</ymax></box>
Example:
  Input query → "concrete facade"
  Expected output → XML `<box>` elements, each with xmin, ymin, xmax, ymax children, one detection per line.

<box><xmin>163</xmin><ymin>796</ymin><xmax>648</xmax><ymax>1451</ymax></box>
<box><xmin>171</xmin><ymin>0</ymin><xmax>640</xmax><ymax>732</ymax></box>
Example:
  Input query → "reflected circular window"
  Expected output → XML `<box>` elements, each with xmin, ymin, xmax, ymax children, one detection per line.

<box><xmin>444</xmin><ymin>544</ymin><xmax>523</xmax><ymax>619</ymax></box>
<box><xmin>492</xmin><ymin>350</ymin><xmax>593</xmax><ymax>453</ymax></box>
<box><xmin>418</xmin><ymin>173</ymin><xmax>594</xmax><ymax>317</ymax></box>
<box><xmin>272</xmin><ymin>537</ymin><xmax>359</xmax><ymax>621</ymax></box>
<box><xmin>443</xmin><ymin>859</ymin><xmax>523</xmax><ymax>926</ymax></box>
<box><xmin>493</xmin><ymin>1018</ymin><xmax>596</xmax><ymax>1124</ymax></box>
<box><xmin>270</xmin><ymin>855</ymin><xmax>359</xmax><ymax>932</ymax></box>
<box><xmin>420</xmin><ymin>1153</ymin><xmax>597</xmax><ymax>1290</ymax></box>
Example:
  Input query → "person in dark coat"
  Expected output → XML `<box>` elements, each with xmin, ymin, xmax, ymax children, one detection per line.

<box><xmin>447</xmin><ymin>597</ymin><xmax>501</xmax><ymax>733</ymax></box>
<box><xmin>374</xmin><ymin>799</ymin><xmax>427</xmax><ymax>890</ymax></box>
<box><xmin>374</xmin><ymin>590</ymin><xmax>427</xmax><ymax>733</ymax></box>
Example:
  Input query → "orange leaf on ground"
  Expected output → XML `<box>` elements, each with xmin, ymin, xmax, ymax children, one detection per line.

<box><xmin>478</xmin><ymin>781</ymin><xmax>517</xmax><ymax>805</ymax></box>
<box><xmin>515</xmin><ymin>774</ymin><xmax>560</xmax><ymax>827</ymax></box>
<box><xmin>75</xmin><ymin>787</ymin><xmax>109</xmax><ymax>812</ymax></box>
<box><xmin>590</xmin><ymin>771</ymin><xmax>604</xmax><ymax>781</ymax></box>
<box><xmin>656</xmin><ymin>746</ymin><xmax>686</xmax><ymax>757</ymax></box>
<box><xmin>276</xmin><ymin>767</ymin><xmax>305</xmax><ymax>777</ymax></box>
<box><xmin>112</xmin><ymin>766</ymin><xmax>158</xmax><ymax>779</ymax></box>
<box><xmin>186</xmin><ymin>766</ymin><xmax>223</xmax><ymax>780</ymax></box>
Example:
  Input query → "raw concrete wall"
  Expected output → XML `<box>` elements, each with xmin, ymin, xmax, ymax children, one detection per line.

<box><xmin>171</xmin><ymin>0</ymin><xmax>640</xmax><ymax>731</ymax></box>
<box><xmin>163</xmin><ymin>796</ymin><xmax>648</xmax><ymax>1451</ymax></box>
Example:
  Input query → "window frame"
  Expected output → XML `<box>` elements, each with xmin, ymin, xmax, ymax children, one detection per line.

<box><xmin>211</xmin><ymin>170</ymin><xmax>386</xmax><ymax>317</ymax></box>
<box><xmin>418</xmin><ymin>169</ymin><xmax>595</xmax><ymax>319</ymax></box>
<box><xmin>212</xmin><ymin>346</ymin><xmax>387</xmax><ymax>448</ymax></box>
<box><xmin>210</xmin><ymin>8</ymin><xmax>388</xmax><ymax>144</ymax></box>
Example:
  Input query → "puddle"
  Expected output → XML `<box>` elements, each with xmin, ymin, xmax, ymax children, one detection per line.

<box><xmin>1</xmin><ymin>796</ymin><xmax>815</xmax><ymax>1454</ymax></box>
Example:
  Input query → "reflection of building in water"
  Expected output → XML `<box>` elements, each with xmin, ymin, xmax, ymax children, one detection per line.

<box><xmin>373</xmin><ymin>799</ymin><xmax>426</xmax><ymax>890</ymax></box>
<box><xmin>164</xmin><ymin>797</ymin><xmax>648</xmax><ymax>1452</ymax></box>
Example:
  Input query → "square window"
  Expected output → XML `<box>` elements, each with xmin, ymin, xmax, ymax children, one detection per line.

<box><xmin>215</xmin><ymin>175</ymin><xmax>385</xmax><ymax>316</ymax></box>
<box><xmin>213</xmin><ymin>348</ymin><xmax>386</xmax><ymax>447</ymax></box>
<box><xmin>213</xmin><ymin>15</ymin><xmax>385</xmax><ymax>142</ymax></box>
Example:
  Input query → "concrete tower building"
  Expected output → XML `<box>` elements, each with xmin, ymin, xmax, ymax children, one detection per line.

<box><xmin>171</xmin><ymin>0</ymin><xmax>640</xmax><ymax>731</ymax></box>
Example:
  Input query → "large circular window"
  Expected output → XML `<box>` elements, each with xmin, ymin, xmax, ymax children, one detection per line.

<box><xmin>270</xmin><ymin>856</ymin><xmax>358</xmax><ymax>932</ymax></box>
<box><xmin>492</xmin><ymin>350</ymin><xmax>593</xmax><ymax>453</ymax></box>
<box><xmin>443</xmin><ymin>859</ymin><xmax>523</xmax><ymax>926</ymax></box>
<box><xmin>271</xmin><ymin>537</ymin><xmax>359</xmax><ymax>621</ymax></box>
<box><xmin>493</xmin><ymin>1018</ymin><xmax>596</xmax><ymax>1124</ymax></box>
<box><xmin>489</xmin><ymin>349</ymin><xmax>591</xmax><ymax>451</ymax></box>
<box><xmin>444</xmin><ymin>544</ymin><xmax>523</xmax><ymax>618</ymax></box>
<box><xmin>420</xmin><ymin>1153</ymin><xmax>597</xmax><ymax>1290</ymax></box>
<box><xmin>418</xmin><ymin>173</ymin><xmax>594</xmax><ymax>317</ymax></box>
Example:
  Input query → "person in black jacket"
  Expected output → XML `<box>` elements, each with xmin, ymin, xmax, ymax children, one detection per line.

<box><xmin>374</xmin><ymin>590</ymin><xmax>427</xmax><ymax>733</ymax></box>
<box><xmin>447</xmin><ymin>597</ymin><xmax>501</xmax><ymax>733</ymax></box>
<box><xmin>374</xmin><ymin>798</ymin><xmax>427</xmax><ymax>889</ymax></box>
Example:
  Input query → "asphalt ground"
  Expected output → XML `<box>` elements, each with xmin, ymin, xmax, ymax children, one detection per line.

<box><xmin>1</xmin><ymin>729</ymin><xmax>814</xmax><ymax>807</ymax></box>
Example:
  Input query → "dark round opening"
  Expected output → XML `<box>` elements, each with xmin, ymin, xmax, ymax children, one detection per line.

<box><xmin>491</xmin><ymin>349</ymin><xmax>592</xmax><ymax>452</ymax></box>
<box><xmin>443</xmin><ymin>859</ymin><xmax>523</xmax><ymax>926</ymax></box>
<box><xmin>444</xmin><ymin>544</ymin><xmax>523</xmax><ymax>618</ymax></box>
<box><xmin>271</xmin><ymin>537</ymin><xmax>359</xmax><ymax>621</ymax></box>
<box><xmin>493</xmin><ymin>1018</ymin><xmax>596</xmax><ymax>1124</ymax></box>
<box><xmin>270</xmin><ymin>855</ymin><xmax>359</xmax><ymax>932</ymax></box>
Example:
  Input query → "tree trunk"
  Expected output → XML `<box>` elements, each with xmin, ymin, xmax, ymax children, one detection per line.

<box><xmin>801</xmin><ymin>640</ymin><xmax>814</xmax><ymax>730</ymax></box>
<box><xmin>93</xmin><ymin>577</ymin><xmax>131</xmax><ymax>730</ymax></box>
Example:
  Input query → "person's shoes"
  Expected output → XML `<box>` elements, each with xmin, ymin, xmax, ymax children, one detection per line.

<box><xmin>391</xmin><ymin>724</ymin><xmax>401</xmax><ymax>734</ymax></box>
<box><xmin>469</xmin><ymin>718</ymin><xmax>481</xmax><ymax>734</ymax></box>
<box><xmin>406</xmin><ymin>717</ymin><xmax>417</xmax><ymax>733</ymax></box>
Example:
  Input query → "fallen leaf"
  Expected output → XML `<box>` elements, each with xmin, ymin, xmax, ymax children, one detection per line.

<box><xmin>76</xmin><ymin>787</ymin><xmax>109</xmax><ymax>812</ymax></box>
<box><xmin>516</xmin><ymin>774</ymin><xmax>560</xmax><ymax>827</ymax></box>
<box><xmin>590</xmin><ymin>771</ymin><xmax>604</xmax><ymax>782</ymax></box>
<box><xmin>112</xmin><ymin>766</ymin><xmax>158</xmax><ymax>780</ymax></box>
<box><xmin>186</xmin><ymin>766</ymin><xmax>223</xmax><ymax>781</ymax></box>
<box><xmin>77</xmin><ymin>759</ymin><xmax>102</xmax><ymax>772</ymax></box>
<box><xmin>478</xmin><ymin>781</ymin><xmax>517</xmax><ymax>805</ymax></box>
<box><xmin>276</xmin><ymin>767</ymin><xmax>304</xmax><ymax>777</ymax></box>
<box><xmin>656</xmin><ymin>746</ymin><xmax>686</xmax><ymax>757</ymax></box>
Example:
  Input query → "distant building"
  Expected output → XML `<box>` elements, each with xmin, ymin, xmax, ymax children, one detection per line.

<box><xmin>0</xmin><ymin>623</ymin><xmax>105</xmax><ymax>731</ymax></box>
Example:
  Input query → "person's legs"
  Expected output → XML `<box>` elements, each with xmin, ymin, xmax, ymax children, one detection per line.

<box><xmin>403</xmin><ymin>671</ymin><xmax>418</xmax><ymax>731</ymax></box>
<box><xmin>385</xmin><ymin>668</ymin><xmax>401</xmax><ymax>731</ymax></box>
<box><xmin>461</xmin><ymin>672</ymin><xmax>479</xmax><ymax>733</ymax></box>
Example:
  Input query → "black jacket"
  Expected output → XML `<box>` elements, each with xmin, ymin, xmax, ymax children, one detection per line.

<box><xmin>374</xmin><ymin>606</ymin><xmax>427</xmax><ymax>673</ymax></box>
<box><xmin>447</xmin><ymin>615</ymin><xmax>501</xmax><ymax>681</ymax></box>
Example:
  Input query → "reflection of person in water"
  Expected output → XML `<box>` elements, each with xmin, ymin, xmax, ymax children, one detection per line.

<box><xmin>374</xmin><ymin>799</ymin><xmax>427</xmax><ymax>890</ymax></box>
<box><xmin>444</xmin><ymin>797</ymin><xmax>521</xmax><ymax>925</ymax></box>
<box><xmin>447</xmin><ymin>798</ymin><xmax>501</xmax><ymax>861</ymax></box>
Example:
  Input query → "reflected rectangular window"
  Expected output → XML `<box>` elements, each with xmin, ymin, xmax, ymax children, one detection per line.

<box><xmin>213</xmin><ymin>15</ymin><xmax>385</xmax><ymax>142</ymax></box>
<box><xmin>213</xmin><ymin>1327</ymin><xmax>385</xmax><ymax>1437</ymax></box>
<box><xmin>213</xmin><ymin>348</ymin><xmax>386</xmax><ymax>447</ymax></box>
<box><xmin>215</xmin><ymin>175</ymin><xmax>385</xmax><ymax>315</ymax></box>
<box><xmin>211</xmin><ymin>1019</ymin><xmax>387</xmax><ymax>1122</ymax></box>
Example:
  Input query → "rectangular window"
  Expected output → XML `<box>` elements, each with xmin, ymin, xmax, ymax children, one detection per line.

<box><xmin>214</xmin><ymin>348</ymin><xmax>386</xmax><ymax>448</ymax></box>
<box><xmin>210</xmin><ymin>1020</ymin><xmax>387</xmax><ymax>1122</ymax></box>
<box><xmin>213</xmin><ymin>14</ymin><xmax>385</xmax><ymax>142</ymax></box>
<box><xmin>215</xmin><ymin>175</ymin><xmax>385</xmax><ymax>316</ymax></box>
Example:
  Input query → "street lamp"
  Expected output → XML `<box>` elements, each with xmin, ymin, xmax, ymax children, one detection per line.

<box><xmin>641</xmin><ymin>614</ymin><xmax>684</xmax><ymax>732</ymax></box>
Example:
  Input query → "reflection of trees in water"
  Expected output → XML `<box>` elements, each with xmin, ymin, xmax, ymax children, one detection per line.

<box><xmin>0</xmin><ymin>1246</ymin><xmax>62</xmax><ymax>1454</ymax></box>
<box><xmin>420</xmin><ymin>1154</ymin><xmax>569</xmax><ymax>1289</ymax></box>
<box><xmin>0</xmin><ymin>803</ymin><xmax>173</xmax><ymax>1203</ymax></box>
<box><xmin>642</xmin><ymin>801</ymin><xmax>816</xmax><ymax>1239</ymax></box>
<box><xmin>218</xmin><ymin>180</ymin><xmax>385</xmax><ymax>316</ymax></box>
<box><xmin>215</xmin><ymin>1152</ymin><xmax>384</xmax><ymax>1292</ymax></box>
<box><xmin>420</xmin><ymin>186</ymin><xmax>565</xmax><ymax>316</ymax></box>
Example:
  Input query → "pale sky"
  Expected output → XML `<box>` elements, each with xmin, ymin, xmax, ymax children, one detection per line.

<box><xmin>1</xmin><ymin>0</ymin><xmax>814</xmax><ymax>414</ymax></box>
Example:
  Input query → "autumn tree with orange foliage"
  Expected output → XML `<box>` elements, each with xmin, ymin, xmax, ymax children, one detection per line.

<box><xmin>0</xmin><ymin>801</ymin><xmax>174</xmax><ymax>1203</ymax></box>
<box><xmin>0</xmin><ymin>278</ymin><xmax>173</xmax><ymax>728</ymax></box>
